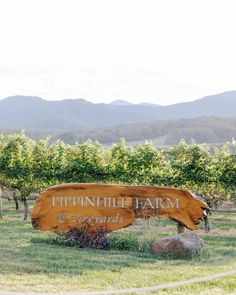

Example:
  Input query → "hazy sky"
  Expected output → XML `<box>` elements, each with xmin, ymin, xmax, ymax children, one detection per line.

<box><xmin>0</xmin><ymin>0</ymin><xmax>235</xmax><ymax>105</ymax></box>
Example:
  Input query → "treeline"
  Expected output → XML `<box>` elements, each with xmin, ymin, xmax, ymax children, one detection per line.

<box><xmin>55</xmin><ymin>117</ymin><xmax>236</xmax><ymax>145</ymax></box>
<box><xmin>0</xmin><ymin>134</ymin><xmax>236</xmax><ymax>219</ymax></box>
<box><xmin>1</xmin><ymin>117</ymin><xmax>236</xmax><ymax>146</ymax></box>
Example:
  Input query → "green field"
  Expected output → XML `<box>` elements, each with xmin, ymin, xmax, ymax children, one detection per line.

<box><xmin>0</xmin><ymin>199</ymin><xmax>236</xmax><ymax>294</ymax></box>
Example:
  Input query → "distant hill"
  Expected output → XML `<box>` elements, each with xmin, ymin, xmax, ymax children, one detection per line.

<box><xmin>0</xmin><ymin>91</ymin><xmax>236</xmax><ymax>138</ymax></box>
<box><xmin>0</xmin><ymin>95</ymin><xmax>163</xmax><ymax>133</ymax></box>
<box><xmin>109</xmin><ymin>100</ymin><xmax>133</xmax><ymax>105</ymax></box>
<box><xmin>55</xmin><ymin>117</ymin><xmax>236</xmax><ymax>145</ymax></box>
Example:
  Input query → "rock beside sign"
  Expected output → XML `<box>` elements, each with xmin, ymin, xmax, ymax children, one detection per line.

<box><xmin>151</xmin><ymin>233</ymin><xmax>204</xmax><ymax>257</ymax></box>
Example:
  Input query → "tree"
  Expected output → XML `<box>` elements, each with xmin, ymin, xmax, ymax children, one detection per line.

<box><xmin>165</xmin><ymin>140</ymin><xmax>215</xmax><ymax>191</ymax></box>
<box><xmin>107</xmin><ymin>139</ymin><xmax>132</xmax><ymax>183</ymax></box>
<box><xmin>0</xmin><ymin>134</ymin><xmax>35</xmax><ymax>220</ymax></box>
<box><xmin>64</xmin><ymin>140</ymin><xmax>106</xmax><ymax>183</ymax></box>
<box><xmin>0</xmin><ymin>186</ymin><xmax>3</xmax><ymax>220</ymax></box>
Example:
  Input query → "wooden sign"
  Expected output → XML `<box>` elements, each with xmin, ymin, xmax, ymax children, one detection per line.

<box><xmin>31</xmin><ymin>183</ymin><xmax>209</xmax><ymax>234</ymax></box>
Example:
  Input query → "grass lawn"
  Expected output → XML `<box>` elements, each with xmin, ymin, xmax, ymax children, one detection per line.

<box><xmin>0</xmin><ymin>198</ymin><xmax>236</xmax><ymax>294</ymax></box>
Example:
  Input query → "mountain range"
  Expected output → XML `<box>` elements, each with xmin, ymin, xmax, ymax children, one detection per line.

<box><xmin>0</xmin><ymin>90</ymin><xmax>235</xmax><ymax>133</ymax></box>
<box><xmin>0</xmin><ymin>91</ymin><xmax>236</xmax><ymax>145</ymax></box>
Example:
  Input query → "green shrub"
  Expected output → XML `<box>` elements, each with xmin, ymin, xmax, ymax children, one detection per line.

<box><xmin>109</xmin><ymin>233</ymin><xmax>139</xmax><ymax>251</ymax></box>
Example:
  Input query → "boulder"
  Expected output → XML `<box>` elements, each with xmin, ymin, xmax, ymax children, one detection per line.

<box><xmin>151</xmin><ymin>232</ymin><xmax>204</xmax><ymax>257</ymax></box>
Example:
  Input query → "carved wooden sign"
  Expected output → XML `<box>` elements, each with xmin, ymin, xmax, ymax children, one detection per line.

<box><xmin>31</xmin><ymin>183</ymin><xmax>209</xmax><ymax>234</ymax></box>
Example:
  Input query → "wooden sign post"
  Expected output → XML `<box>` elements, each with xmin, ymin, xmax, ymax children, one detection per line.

<box><xmin>31</xmin><ymin>183</ymin><xmax>209</xmax><ymax>234</ymax></box>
